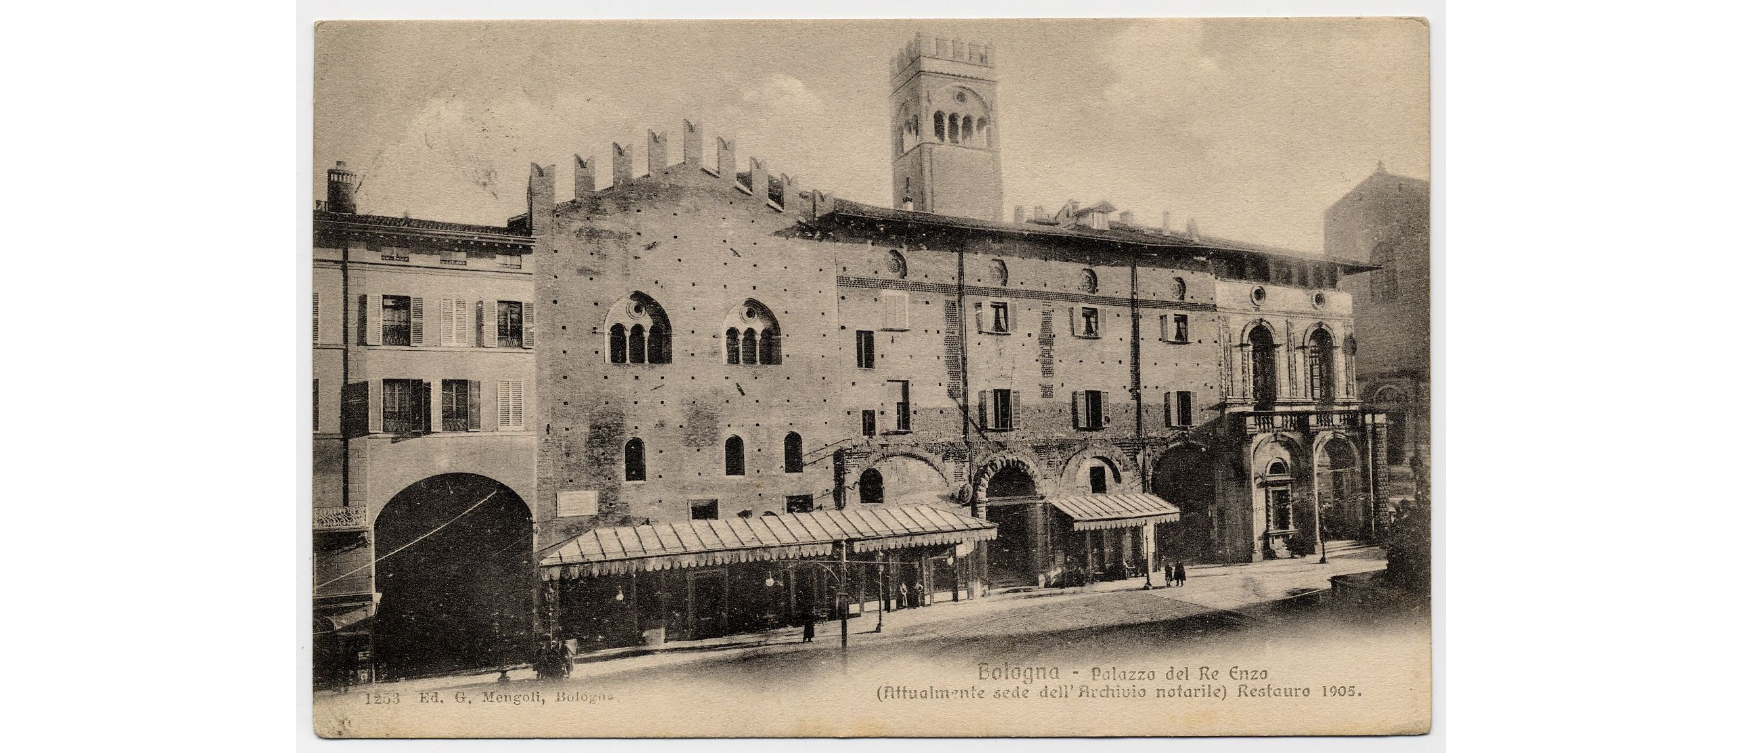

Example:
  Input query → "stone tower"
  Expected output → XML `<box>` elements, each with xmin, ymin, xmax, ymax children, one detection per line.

<box><xmin>889</xmin><ymin>34</ymin><xmax>1003</xmax><ymax>222</ymax></box>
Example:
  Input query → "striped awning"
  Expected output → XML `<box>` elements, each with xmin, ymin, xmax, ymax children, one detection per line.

<box><xmin>539</xmin><ymin>505</ymin><xmax>997</xmax><ymax>580</ymax></box>
<box><xmin>1048</xmin><ymin>493</ymin><xmax>1181</xmax><ymax>532</ymax></box>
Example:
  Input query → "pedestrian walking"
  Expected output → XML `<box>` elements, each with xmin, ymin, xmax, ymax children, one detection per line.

<box><xmin>1160</xmin><ymin>559</ymin><xmax>1173</xmax><ymax>587</ymax></box>
<box><xmin>801</xmin><ymin>610</ymin><xmax>816</xmax><ymax>643</ymax></box>
<box><xmin>1173</xmin><ymin>561</ymin><xmax>1187</xmax><ymax>586</ymax></box>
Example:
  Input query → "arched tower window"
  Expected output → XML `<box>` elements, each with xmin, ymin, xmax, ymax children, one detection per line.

<box><xmin>1307</xmin><ymin>327</ymin><xmax>1337</xmax><ymax>403</ymax></box>
<box><xmin>1249</xmin><ymin>324</ymin><xmax>1279</xmax><ymax>411</ymax></box>
<box><xmin>784</xmin><ymin>432</ymin><xmax>803</xmax><ymax>473</ymax></box>
<box><xmin>859</xmin><ymin>468</ymin><xmax>884</xmax><ymax>504</ymax></box>
<box><xmin>605</xmin><ymin>293</ymin><xmax>672</xmax><ymax>365</ymax></box>
<box><xmin>624</xmin><ymin>438</ymin><xmax>646</xmax><ymax>482</ymax></box>
<box><xmin>962</xmin><ymin>116</ymin><xmax>975</xmax><ymax>143</ymax></box>
<box><xmin>948</xmin><ymin>114</ymin><xmax>960</xmax><ymax>144</ymax></box>
<box><xmin>933</xmin><ymin>111</ymin><xmax>945</xmax><ymax>142</ymax></box>
<box><xmin>724</xmin><ymin>436</ymin><xmax>745</xmax><ymax>476</ymax></box>
<box><xmin>723</xmin><ymin>300</ymin><xmax>782</xmax><ymax>366</ymax></box>
<box><xmin>628</xmin><ymin>324</ymin><xmax>646</xmax><ymax>364</ymax></box>
<box><xmin>609</xmin><ymin>324</ymin><xmax>627</xmax><ymax>364</ymax></box>
<box><xmin>977</xmin><ymin>117</ymin><xmax>988</xmax><ymax>143</ymax></box>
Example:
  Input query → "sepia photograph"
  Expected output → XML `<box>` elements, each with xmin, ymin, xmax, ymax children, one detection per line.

<box><xmin>310</xmin><ymin>16</ymin><xmax>1432</xmax><ymax>738</ymax></box>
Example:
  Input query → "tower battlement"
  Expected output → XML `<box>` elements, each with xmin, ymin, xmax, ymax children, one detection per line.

<box><xmin>889</xmin><ymin>33</ymin><xmax>994</xmax><ymax>81</ymax></box>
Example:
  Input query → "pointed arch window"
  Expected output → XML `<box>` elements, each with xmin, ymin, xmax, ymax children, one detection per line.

<box><xmin>948</xmin><ymin>114</ymin><xmax>960</xmax><ymax>144</ymax></box>
<box><xmin>725</xmin><ymin>328</ymin><xmax>740</xmax><ymax>365</ymax></box>
<box><xmin>742</xmin><ymin>329</ymin><xmax>759</xmax><ymax>365</ymax></box>
<box><xmin>784</xmin><ymin>432</ymin><xmax>803</xmax><ymax>473</ymax></box>
<box><xmin>609</xmin><ymin>324</ymin><xmax>627</xmax><ymax>364</ymax></box>
<box><xmin>934</xmin><ymin>111</ymin><xmax>945</xmax><ymax>142</ymax></box>
<box><xmin>605</xmin><ymin>293</ymin><xmax>672</xmax><ymax>365</ymax></box>
<box><xmin>723</xmin><ymin>301</ymin><xmax>782</xmax><ymax>366</ymax></box>
<box><xmin>624</xmin><ymin>438</ymin><xmax>646</xmax><ymax>482</ymax></box>
<box><xmin>628</xmin><ymin>324</ymin><xmax>646</xmax><ymax>364</ymax></box>
<box><xmin>724</xmin><ymin>435</ymin><xmax>745</xmax><ymax>476</ymax></box>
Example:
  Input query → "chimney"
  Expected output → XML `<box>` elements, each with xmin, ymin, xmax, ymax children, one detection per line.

<box><xmin>1161</xmin><ymin>211</ymin><xmax>1172</xmax><ymax>235</ymax></box>
<box><xmin>1032</xmin><ymin>206</ymin><xmax>1045</xmax><ymax>222</ymax></box>
<box><xmin>1012</xmin><ymin>206</ymin><xmax>1026</xmax><ymax>224</ymax></box>
<box><xmin>573</xmin><ymin>154</ymin><xmax>596</xmax><ymax>196</ymax></box>
<box><xmin>612</xmin><ymin>142</ymin><xmax>634</xmax><ymax>188</ymax></box>
<box><xmin>683</xmin><ymin>120</ymin><xmax>703</xmax><ymax>165</ymax></box>
<box><xmin>1186</xmin><ymin>218</ymin><xmax>1200</xmax><ymax>240</ymax></box>
<box><xmin>325</xmin><ymin>161</ymin><xmax>357</xmax><ymax>214</ymax></box>
<box><xmin>1117</xmin><ymin>210</ymin><xmax>1134</xmax><ymax>226</ymax></box>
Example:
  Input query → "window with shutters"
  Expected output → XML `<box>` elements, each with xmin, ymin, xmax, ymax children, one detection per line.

<box><xmin>689</xmin><ymin>499</ymin><xmax>719</xmax><ymax>521</ymax></box>
<box><xmin>381</xmin><ymin>295</ymin><xmax>412</xmax><ymax>346</ymax></box>
<box><xmin>887</xmin><ymin>380</ymin><xmax>911</xmax><ymax>432</ymax></box>
<box><xmin>1175</xmin><ymin>391</ymin><xmax>1194</xmax><ymax>427</ymax></box>
<box><xmin>855</xmin><ymin>330</ymin><xmax>876</xmax><ymax>369</ymax></box>
<box><xmin>989</xmin><ymin>388</ymin><xmax>1015</xmax><ymax>430</ymax></box>
<box><xmin>861</xmin><ymin>409</ymin><xmax>877</xmax><ymax>437</ymax></box>
<box><xmin>496</xmin><ymin>380</ymin><xmax>524</xmax><ymax>430</ymax></box>
<box><xmin>383</xmin><ymin>379</ymin><xmax>426</xmax><ymax>433</ymax></box>
<box><xmin>497</xmin><ymin>301</ymin><xmax>523</xmax><ymax>348</ymax></box>
<box><xmin>624</xmin><ymin>438</ymin><xmax>646</xmax><ymax>482</ymax></box>
<box><xmin>1171</xmin><ymin>314</ymin><xmax>1190</xmax><ymax>343</ymax></box>
<box><xmin>989</xmin><ymin>301</ymin><xmax>1010</xmax><ymax>333</ymax></box>
<box><xmin>783</xmin><ymin>432</ymin><xmax>803</xmax><ymax>473</ymax></box>
<box><xmin>439</xmin><ymin>380</ymin><xmax>480</xmax><ymax>432</ymax></box>
<box><xmin>1075</xmin><ymin>390</ymin><xmax>1106</xmax><ymax>430</ymax></box>
<box><xmin>439</xmin><ymin>298</ymin><xmax>471</xmax><ymax>346</ymax></box>
<box><xmin>883</xmin><ymin>291</ymin><xmax>909</xmax><ymax>330</ymax></box>
<box><xmin>724</xmin><ymin>436</ymin><xmax>745</xmax><ymax>476</ymax></box>
<box><xmin>1075</xmin><ymin>306</ymin><xmax>1099</xmax><ymax>338</ymax></box>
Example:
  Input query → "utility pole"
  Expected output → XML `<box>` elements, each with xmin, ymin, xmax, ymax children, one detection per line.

<box><xmin>838</xmin><ymin>542</ymin><xmax>850</xmax><ymax>668</ymax></box>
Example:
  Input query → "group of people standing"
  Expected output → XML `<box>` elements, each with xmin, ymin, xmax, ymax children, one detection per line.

<box><xmin>532</xmin><ymin>636</ymin><xmax>574</xmax><ymax>680</ymax></box>
<box><xmin>1159</xmin><ymin>560</ymin><xmax>1188</xmax><ymax>588</ymax></box>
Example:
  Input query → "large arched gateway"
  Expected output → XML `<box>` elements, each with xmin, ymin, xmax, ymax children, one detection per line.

<box><xmin>1152</xmin><ymin>445</ymin><xmax>1216</xmax><ymax>561</ymax></box>
<box><xmin>981</xmin><ymin>463</ymin><xmax>1041</xmax><ymax>587</ymax></box>
<box><xmin>372</xmin><ymin>473</ymin><xmax>533</xmax><ymax>680</ymax></box>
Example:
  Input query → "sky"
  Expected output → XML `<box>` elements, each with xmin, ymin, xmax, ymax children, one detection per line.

<box><xmin>314</xmin><ymin>18</ymin><xmax>1427</xmax><ymax>253</ymax></box>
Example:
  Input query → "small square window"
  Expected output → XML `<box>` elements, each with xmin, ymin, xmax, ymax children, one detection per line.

<box><xmin>689</xmin><ymin>499</ymin><xmax>719</xmax><ymax>521</ymax></box>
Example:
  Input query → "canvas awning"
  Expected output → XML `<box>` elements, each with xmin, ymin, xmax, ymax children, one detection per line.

<box><xmin>539</xmin><ymin>505</ymin><xmax>997</xmax><ymax>580</ymax></box>
<box><xmin>1048</xmin><ymin>493</ymin><xmax>1181</xmax><ymax>532</ymax></box>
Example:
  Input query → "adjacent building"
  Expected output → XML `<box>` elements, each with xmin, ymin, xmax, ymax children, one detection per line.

<box><xmin>1325</xmin><ymin>164</ymin><xmax>1429</xmax><ymax>504</ymax></box>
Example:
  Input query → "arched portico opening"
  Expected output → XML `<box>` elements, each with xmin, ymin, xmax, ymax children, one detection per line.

<box><xmin>1315</xmin><ymin>436</ymin><xmax>1365</xmax><ymax>541</ymax></box>
<box><xmin>980</xmin><ymin>463</ymin><xmax>1041</xmax><ymax>588</ymax></box>
<box><xmin>372</xmin><ymin>473</ymin><xmax>533</xmax><ymax>680</ymax></box>
<box><xmin>1152</xmin><ymin>445</ymin><xmax>1215</xmax><ymax>561</ymax></box>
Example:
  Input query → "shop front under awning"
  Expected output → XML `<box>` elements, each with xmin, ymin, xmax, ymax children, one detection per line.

<box><xmin>539</xmin><ymin>505</ymin><xmax>997</xmax><ymax>580</ymax></box>
<box><xmin>1048</xmin><ymin>493</ymin><xmax>1181</xmax><ymax>532</ymax></box>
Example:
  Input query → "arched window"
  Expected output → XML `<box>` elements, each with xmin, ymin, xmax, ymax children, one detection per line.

<box><xmin>609</xmin><ymin>324</ymin><xmax>627</xmax><ymax>364</ymax></box>
<box><xmin>1268</xmin><ymin>459</ymin><xmax>1289</xmax><ymax>476</ymax></box>
<box><xmin>977</xmin><ymin>117</ymin><xmax>988</xmax><ymax>142</ymax></box>
<box><xmin>962</xmin><ymin>115</ymin><xmax>975</xmax><ymax>143</ymax></box>
<box><xmin>724</xmin><ymin>300</ymin><xmax>782</xmax><ymax>366</ymax></box>
<box><xmin>648</xmin><ymin>324</ymin><xmax>669</xmax><ymax>364</ymax></box>
<box><xmin>859</xmin><ymin>468</ymin><xmax>884</xmax><ymax>504</ymax></box>
<box><xmin>948</xmin><ymin>113</ymin><xmax>960</xmax><ymax>143</ymax></box>
<box><xmin>605</xmin><ymin>292</ymin><xmax>672</xmax><ymax>366</ymax></box>
<box><xmin>724</xmin><ymin>436</ymin><xmax>745</xmax><ymax>476</ymax></box>
<box><xmin>628</xmin><ymin>324</ymin><xmax>646</xmax><ymax>364</ymax></box>
<box><xmin>783</xmin><ymin>432</ymin><xmax>803</xmax><ymax>473</ymax></box>
<box><xmin>1249</xmin><ymin>325</ymin><xmax>1279</xmax><ymax>410</ymax></box>
<box><xmin>1307</xmin><ymin>328</ymin><xmax>1336</xmax><ymax>403</ymax></box>
<box><xmin>933</xmin><ymin>111</ymin><xmax>945</xmax><ymax>141</ymax></box>
<box><xmin>1343</xmin><ymin>335</ymin><xmax>1358</xmax><ymax>399</ymax></box>
<box><xmin>624</xmin><ymin>438</ymin><xmax>646</xmax><ymax>482</ymax></box>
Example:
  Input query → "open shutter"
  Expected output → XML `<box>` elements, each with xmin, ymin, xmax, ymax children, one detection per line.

<box><xmin>1100</xmin><ymin>391</ymin><xmax>1112</xmax><ymax>428</ymax></box>
<box><xmin>361</xmin><ymin>294</ymin><xmax>380</xmax><ymax>345</ymax></box>
<box><xmin>1072</xmin><ymin>391</ymin><xmax>1085</xmax><ymax>429</ymax></box>
<box><xmin>478</xmin><ymin>301</ymin><xmax>497</xmax><ymax>348</ymax></box>
<box><xmin>409</xmin><ymin>297</ymin><xmax>424</xmax><ymax>346</ymax></box>
<box><xmin>974</xmin><ymin>302</ymin><xmax>984</xmax><ymax>333</ymax></box>
<box><xmin>340</xmin><ymin>381</ymin><xmax>368</xmax><ymax>438</ymax></box>
<box><xmin>419</xmin><ymin>380</ymin><xmax>432</xmax><ymax>431</ymax></box>
<box><xmin>522</xmin><ymin>302</ymin><xmax>535</xmax><ymax>348</ymax></box>
<box><xmin>467</xmin><ymin>380</ymin><xmax>482</xmax><ymax>430</ymax></box>
<box><xmin>456</xmin><ymin>299</ymin><xmax>470</xmax><ymax>346</ymax></box>
<box><xmin>1010</xmin><ymin>390</ymin><xmax>1022</xmax><ymax>430</ymax></box>
<box><xmin>368</xmin><ymin>379</ymin><xmax>383</xmax><ymax>434</ymax></box>
<box><xmin>1068</xmin><ymin>307</ymin><xmax>1078</xmax><ymax>336</ymax></box>
<box><xmin>438</xmin><ymin>299</ymin><xmax>453</xmax><ymax>345</ymax></box>
<box><xmin>977</xmin><ymin>390</ymin><xmax>988</xmax><ymax>429</ymax></box>
<box><xmin>1163</xmin><ymin>391</ymin><xmax>1174</xmax><ymax>428</ymax></box>
<box><xmin>312</xmin><ymin>292</ymin><xmax>320</xmax><ymax>344</ymax></box>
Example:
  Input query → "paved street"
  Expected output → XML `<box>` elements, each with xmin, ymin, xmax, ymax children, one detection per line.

<box><xmin>328</xmin><ymin>541</ymin><xmax>1394</xmax><ymax>695</ymax></box>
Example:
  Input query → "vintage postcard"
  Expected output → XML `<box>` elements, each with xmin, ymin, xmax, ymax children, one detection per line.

<box><xmin>311</xmin><ymin>17</ymin><xmax>1432</xmax><ymax>738</ymax></box>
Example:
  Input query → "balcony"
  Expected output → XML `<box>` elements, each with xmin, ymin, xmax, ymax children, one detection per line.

<box><xmin>315</xmin><ymin>505</ymin><xmax>367</xmax><ymax>531</ymax></box>
<box><xmin>1239</xmin><ymin>408</ymin><xmax>1366</xmax><ymax>436</ymax></box>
